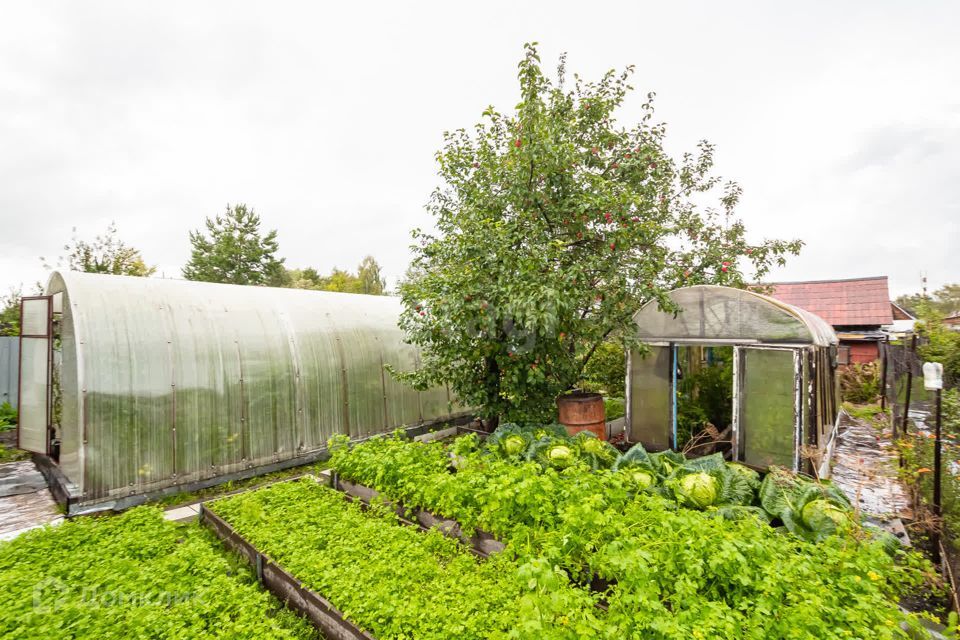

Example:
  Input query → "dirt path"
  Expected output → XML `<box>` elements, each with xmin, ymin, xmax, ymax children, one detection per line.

<box><xmin>830</xmin><ymin>409</ymin><xmax>913</xmax><ymax>520</ymax></box>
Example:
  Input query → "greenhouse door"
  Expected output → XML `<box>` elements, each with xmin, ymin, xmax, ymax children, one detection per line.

<box><xmin>18</xmin><ymin>296</ymin><xmax>52</xmax><ymax>454</ymax></box>
<box><xmin>736</xmin><ymin>347</ymin><xmax>800</xmax><ymax>471</ymax></box>
<box><xmin>627</xmin><ymin>345</ymin><xmax>673</xmax><ymax>450</ymax></box>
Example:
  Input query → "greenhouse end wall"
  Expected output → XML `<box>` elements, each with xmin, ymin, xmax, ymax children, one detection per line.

<box><xmin>46</xmin><ymin>272</ymin><xmax>463</xmax><ymax>504</ymax></box>
<box><xmin>627</xmin><ymin>285</ymin><xmax>840</xmax><ymax>473</ymax></box>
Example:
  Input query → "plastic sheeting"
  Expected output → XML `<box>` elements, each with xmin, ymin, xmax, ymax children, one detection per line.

<box><xmin>740</xmin><ymin>348</ymin><xmax>798</xmax><ymax>469</ymax></box>
<box><xmin>633</xmin><ymin>286</ymin><xmax>838</xmax><ymax>347</ymax></box>
<box><xmin>46</xmin><ymin>271</ymin><xmax>458</xmax><ymax>501</ymax></box>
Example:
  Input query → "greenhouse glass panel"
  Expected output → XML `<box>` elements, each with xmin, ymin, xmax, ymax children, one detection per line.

<box><xmin>21</xmin><ymin>297</ymin><xmax>49</xmax><ymax>336</ymax></box>
<box><xmin>19</xmin><ymin>337</ymin><xmax>49</xmax><ymax>454</ymax></box>
<box><xmin>740</xmin><ymin>348</ymin><xmax>798</xmax><ymax>469</ymax></box>
<box><xmin>40</xmin><ymin>271</ymin><xmax>466</xmax><ymax>507</ymax></box>
<box><xmin>628</xmin><ymin>345</ymin><xmax>672</xmax><ymax>449</ymax></box>
<box><xmin>633</xmin><ymin>286</ymin><xmax>836</xmax><ymax>346</ymax></box>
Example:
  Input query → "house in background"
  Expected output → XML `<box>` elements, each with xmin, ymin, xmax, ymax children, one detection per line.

<box><xmin>943</xmin><ymin>312</ymin><xmax>960</xmax><ymax>332</ymax></box>
<box><xmin>887</xmin><ymin>301</ymin><xmax>917</xmax><ymax>340</ymax></box>
<box><xmin>767</xmin><ymin>276</ymin><xmax>894</xmax><ymax>364</ymax></box>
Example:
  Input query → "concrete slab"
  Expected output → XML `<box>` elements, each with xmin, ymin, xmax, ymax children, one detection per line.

<box><xmin>0</xmin><ymin>460</ymin><xmax>60</xmax><ymax>536</ymax></box>
<box><xmin>0</xmin><ymin>517</ymin><xmax>63</xmax><ymax>542</ymax></box>
<box><xmin>163</xmin><ymin>504</ymin><xmax>200</xmax><ymax>523</ymax></box>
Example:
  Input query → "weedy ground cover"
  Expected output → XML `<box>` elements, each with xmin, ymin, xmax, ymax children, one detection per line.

<box><xmin>0</xmin><ymin>507</ymin><xmax>319</xmax><ymax>639</ymax></box>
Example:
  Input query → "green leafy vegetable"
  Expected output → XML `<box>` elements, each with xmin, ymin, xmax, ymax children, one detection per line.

<box><xmin>673</xmin><ymin>471</ymin><xmax>720</xmax><ymax>509</ymax></box>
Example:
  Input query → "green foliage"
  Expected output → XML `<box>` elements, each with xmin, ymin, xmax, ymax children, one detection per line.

<box><xmin>0</xmin><ymin>444</ymin><xmax>30</xmax><ymax>463</ymax></box>
<box><xmin>915</xmin><ymin>310</ymin><xmax>960</xmax><ymax>385</ymax></box>
<box><xmin>603</xmin><ymin>396</ymin><xmax>625</xmax><ymax>421</ymax></box>
<box><xmin>394</xmin><ymin>44</ymin><xmax>802</xmax><ymax>424</ymax></box>
<box><xmin>0</xmin><ymin>507</ymin><xmax>318</xmax><ymax>639</ymax></box>
<box><xmin>331</xmin><ymin>435</ymin><xmax>937</xmax><ymax>637</ymax></box>
<box><xmin>571</xmin><ymin>431</ymin><xmax>619</xmax><ymax>470</ymax></box>
<box><xmin>896</xmin><ymin>284</ymin><xmax>960</xmax><ymax>318</ymax></box>
<box><xmin>843</xmin><ymin>401</ymin><xmax>886</xmax><ymax>423</ymax></box>
<box><xmin>672</xmin><ymin>471</ymin><xmax>719</xmax><ymax>508</ymax></box>
<box><xmin>483</xmin><ymin>423</ymin><xmax>619</xmax><ymax>470</ymax></box>
<box><xmin>529</xmin><ymin>438</ymin><xmax>578</xmax><ymax>470</ymax></box>
<box><xmin>839</xmin><ymin>362</ymin><xmax>882</xmax><ymax>403</ymax></box>
<box><xmin>211</xmin><ymin>480</ymin><xmax>602</xmax><ymax>639</ymax></box>
<box><xmin>286</xmin><ymin>255</ymin><xmax>387</xmax><ymax>295</ymax></box>
<box><xmin>578</xmin><ymin>339</ymin><xmax>626</xmax><ymax>395</ymax></box>
<box><xmin>0</xmin><ymin>288</ymin><xmax>22</xmax><ymax>337</ymax></box>
<box><xmin>676</xmin><ymin>347</ymin><xmax>734</xmax><ymax>445</ymax></box>
<box><xmin>182</xmin><ymin>204</ymin><xmax>286</xmax><ymax>286</ymax></box>
<box><xmin>487</xmin><ymin>423</ymin><xmax>535</xmax><ymax>458</ymax></box>
<box><xmin>759</xmin><ymin>467</ymin><xmax>853</xmax><ymax>542</ymax></box>
<box><xmin>41</xmin><ymin>222</ymin><xmax>155</xmax><ymax>277</ymax></box>
<box><xmin>0</xmin><ymin>402</ymin><xmax>16</xmax><ymax>430</ymax></box>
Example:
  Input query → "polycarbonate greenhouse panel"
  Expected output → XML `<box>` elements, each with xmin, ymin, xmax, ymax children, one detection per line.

<box><xmin>18</xmin><ymin>337</ymin><xmax>50</xmax><ymax>453</ymax></box>
<box><xmin>44</xmin><ymin>271</ymin><xmax>464</xmax><ymax>501</ymax></box>
<box><xmin>627</xmin><ymin>345</ymin><xmax>672</xmax><ymax>449</ymax></box>
<box><xmin>633</xmin><ymin>286</ymin><xmax>837</xmax><ymax>347</ymax></box>
<box><xmin>740</xmin><ymin>348</ymin><xmax>798</xmax><ymax>470</ymax></box>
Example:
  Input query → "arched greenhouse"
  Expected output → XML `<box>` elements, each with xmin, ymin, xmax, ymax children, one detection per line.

<box><xmin>17</xmin><ymin>272</ymin><xmax>465</xmax><ymax>512</ymax></box>
<box><xmin>627</xmin><ymin>285</ymin><xmax>840</xmax><ymax>476</ymax></box>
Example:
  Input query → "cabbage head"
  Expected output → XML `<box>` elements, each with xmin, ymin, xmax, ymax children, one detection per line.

<box><xmin>544</xmin><ymin>443</ymin><xmax>577</xmax><ymax>469</ymax></box>
<box><xmin>502</xmin><ymin>434</ymin><xmax>528</xmax><ymax>457</ymax></box>
<box><xmin>801</xmin><ymin>499</ymin><xmax>849</xmax><ymax>535</ymax></box>
<box><xmin>624</xmin><ymin>469</ymin><xmax>655</xmax><ymax>489</ymax></box>
<box><xmin>675</xmin><ymin>472</ymin><xmax>720</xmax><ymax>509</ymax></box>
<box><xmin>573</xmin><ymin>432</ymin><xmax>619</xmax><ymax>470</ymax></box>
<box><xmin>532</xmin><ymin>423</ymin><xmax>569</xmax><ymax>440</ymax></box>
<box><xmin>487</xmin><ymin>423</ymin><xmax>533</xmax><ymax>459</ymax></box>
<box><xmin>727</xmin><ymin>463</ymin><xmax>761</xmax><ymax>488</ymax></box>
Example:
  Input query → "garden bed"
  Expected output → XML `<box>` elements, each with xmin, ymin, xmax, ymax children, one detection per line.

<box><xmin>0</xmin><ymin>506</ymin><xmax>319</xmax><ymax>639</ymax></box>
<box><xmin>199</xmin><ymin>497</ymin><xmax>374</xmax><ymax>640</ymax></box>
<box><xmin>327</xmin><ymin>432</ymin><xmax>944</xmax><ymax>637</ymax></box>
<box><xmin>203</xmin><ymin>478</ymin><xmax>603</xmax><ymax>639</ymax></box>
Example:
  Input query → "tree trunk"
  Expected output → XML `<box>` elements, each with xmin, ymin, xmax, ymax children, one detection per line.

<box><xmin>483</xmin><ymin>415</ymin><xmax>500</xmax><ymax>433</ymax></box>
<box><xmin>482</xmin><ymin>355</ymin><xmax>502</xmax><ymax>433</ymax></box>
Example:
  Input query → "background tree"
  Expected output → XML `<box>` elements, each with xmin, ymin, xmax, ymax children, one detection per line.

<box><xmin>42</xmin><ymin>222</ymin><xmax>155</xmax><ymax>276</ymax></box>
<box><xmin>394</xmin><ymin>45</ymin><xmax>801</xmax><ymax>427</ymax></box>
<box><xmin>913</xmin><ymin>300</ymin><xmax>960</xmax><ymax>387</ymax></box>
<box><xmin>897</xmin><ymin>283</ymin><xmax>960</xmax><ymax>318</ymax></box>
<box><xmin>285</xmin><ymin>256</ymin><xmax>387</xmax><ymax>295</ymax></box>
<box><xmin>356</xmin><ymin>255</ymin><xmax>387</xmax><ymax>295</ymax></box>
<box><xmin>182</xmin><ymin>204</ymin><xmax>286</xmax><ymax>286</ymax></box>
<box><xmin>0</xmin><ymin>288</ymin><xmax>22</xmax><ymax>337</ymax></box>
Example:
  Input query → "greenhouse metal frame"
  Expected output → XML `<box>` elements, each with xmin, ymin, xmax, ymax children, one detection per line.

<box><xmin>627</xmin><ymin>285</ymin><xmax>840</xmax><ymax>476</ymax></box>
<box><xmin>18</xmin><ymin>271</ymin><xmax>466</xmax><ymax>512</ymax></box>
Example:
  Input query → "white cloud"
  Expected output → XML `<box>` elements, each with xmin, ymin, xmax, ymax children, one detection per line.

<box><xmin>0</xmin><ymin>1</ymin><xmax>957</xmax><ymax>298</ymax></box>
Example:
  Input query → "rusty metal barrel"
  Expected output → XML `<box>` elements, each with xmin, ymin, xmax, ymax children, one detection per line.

<box><xmin>556</xmin><ymin>392</ymin><xmax>607</xmax><ymax>440</ymax></box>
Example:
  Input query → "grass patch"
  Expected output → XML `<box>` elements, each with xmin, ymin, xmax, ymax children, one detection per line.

<box><xmin>842</xmin><ymin>402</ymin><xmax>886</xmax><ymax>423</ymax></box>
<box><xmin>0</xmin><ymin>444</ymin><xmax>30</xmax><ymax>463</ymax></box>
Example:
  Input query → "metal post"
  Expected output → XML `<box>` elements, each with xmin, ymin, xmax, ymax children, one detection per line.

<box><xmin>902</xmin><ymin>334</ymin><xmax>918</xmax><ymax>435</ymax></box>
<box><xmin>933</xmin><ymin>387</ymin><xmax>943</xmax><ymax>565</ymax></box>
<box><xmin>880</xmin><ymin>337</ymin><xmax>889</xmax><ymax>414</ymax></box>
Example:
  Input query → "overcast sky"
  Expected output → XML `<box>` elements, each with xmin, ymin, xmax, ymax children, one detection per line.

<box><xmin>1</xmin><ymin>1</ymin><xmax>957</xmax><ymax>299</ymax></box>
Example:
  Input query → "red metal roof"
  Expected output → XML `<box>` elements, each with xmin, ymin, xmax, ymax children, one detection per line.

<box><xmin>766</xmin><ymin>276</ymin><xmax>894</xmax><ymax>327</ymax></box>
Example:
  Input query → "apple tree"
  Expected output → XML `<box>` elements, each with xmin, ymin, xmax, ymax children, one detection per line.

<box><xmin>394</xmin><ymin>44</ymin><xmax>801</xmax><ymax>426</ymax></box>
